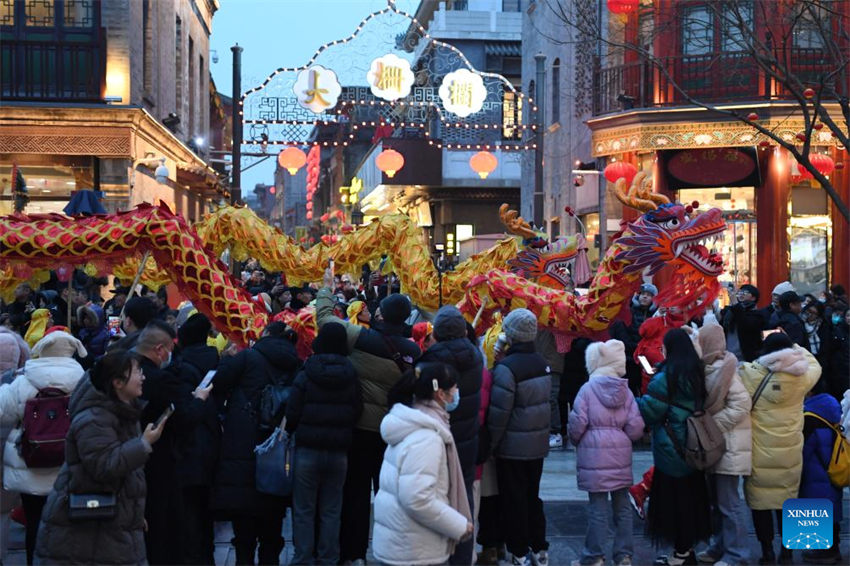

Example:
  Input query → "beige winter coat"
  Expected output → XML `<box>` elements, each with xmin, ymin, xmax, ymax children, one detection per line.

<box><xmin>740</xmin><ymin>346</ymin><xmax>820</xmax><ymax>510</ymax></box>
<box><xmin>704</xmin><ymin>352</ymin><xmax>752</xmax><ymax>476</ymax></box>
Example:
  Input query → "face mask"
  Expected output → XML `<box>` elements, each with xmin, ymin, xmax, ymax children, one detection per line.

<box><xmin>832</xmin><ymin>315</ymin><xmax>842</xmax><ymax>325</ymax></box>
<box><xmin>160</xmin><ymin>350</ymin><xmax>172</xmax><ymax>369</ymax></box>
<box><xmin>444</xmin><ymin>389</ymin><xmax>460</xmax><ymax>412</ymax></box>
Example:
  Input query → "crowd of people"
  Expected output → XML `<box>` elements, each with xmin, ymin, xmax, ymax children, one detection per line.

<box><xmin>0</xmin><ymin>263</ymin><xmax>847</xmax><ymax>566</ymax></box>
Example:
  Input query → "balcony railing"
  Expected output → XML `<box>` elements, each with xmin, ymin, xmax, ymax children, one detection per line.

<box><xmin>592</xmin><ymin>48</ymin><xmax>847</xmax><ymax>116</ymax></box>
<box><xmin>1</xmin><ymin>32</ymin><xmax>106</xmax><ymax>102</ymax></box>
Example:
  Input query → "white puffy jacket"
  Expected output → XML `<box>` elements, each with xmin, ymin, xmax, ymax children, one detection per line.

<box><xmin>704</xmin><ymin>353</ymin><xmax>752</xmax><ymax>476</ymax></box>
<box><xmin>0</xmin><ymin>357</ymin><xmax>84</xmax><ymax>495</ymax></box>
<box><xmin>373</xmin><ymin>403</ymin><xmax>468</xmax><ymax>566</ymax></box>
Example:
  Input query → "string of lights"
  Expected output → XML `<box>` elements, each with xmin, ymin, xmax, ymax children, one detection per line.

<box><xmin>243</xmin><ymin>118</ymin><xmax>538</xmax><ymax>131</ymax></box>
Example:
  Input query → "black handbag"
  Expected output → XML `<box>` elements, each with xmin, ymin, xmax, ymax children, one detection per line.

<box><xmin>68</xmin><ymin>493</ymin><xmax>117</xmax><ymax>521</ymax></box>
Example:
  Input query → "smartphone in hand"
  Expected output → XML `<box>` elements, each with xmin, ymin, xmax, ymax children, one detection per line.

<box><xmin>198</xmin><ymin>371</ymin><xmax>216</xmax><ymax>390</ymax></box>
<box><xmin>638</xmin><ymin>355</ymin><xmax>655</xmax><ymax>375</ymax></box>
<box><xmin>154</xmin><ymin>403</ymin><xmax>175</xmax><ymax>429</ymax></box>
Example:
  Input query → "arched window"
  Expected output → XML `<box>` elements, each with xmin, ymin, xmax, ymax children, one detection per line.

<box><xmin>552</xmin><ymin>58</ymin><xmax>560</xmax><ymax>124</ymax></box>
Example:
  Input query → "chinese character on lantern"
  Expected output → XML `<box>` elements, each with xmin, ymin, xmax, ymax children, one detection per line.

<box><xmin>367</xmin><ymin>54</ymin><xmax>414</xmax><ymax>101</ymax></box>
<box><xmin>294</xmin><ymin>65</ymin><xmax>342</xmax><ymax>113</ymax></box>
<box><xmin>439</xmin><ymin>69</ymin><xmax>487</xmax><ymax>117</ymax></box>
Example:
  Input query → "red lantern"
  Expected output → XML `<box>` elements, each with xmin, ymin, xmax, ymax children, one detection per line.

<box><xmin>335</xmin><ymin>210</ymin><xmax>345</xmax><ymax>220</ymax></box>
<box><xmin>835</xmin><ymin>162</ymin><xmax>845</xmax><ymax>170</ymax></box>
<box><xmin>607</xmin><ymin>0</ymin><xmax>639</xmax><ymax>15</ymax></box>
<box><xmin>320</xmin><ymin>213</ymin><xmax>330</xmax><ymax>223</ymax></box>
<box><xmin>809</xmin><ymin>153</ymin><xmax>835</xmax><ymax>176</ymax></box>
<box><xmin>341</xmin><ymin>224</ymin><xmax>354</xmax><ymax>234</ymax></box>
<box><xmin>376</xmin><ymin>149</ymin><xmax>404</xmax><ymax>178</ymax></box>
<box><xmin>306</xmin><ymin>210</ymin><xmax>313</xmax><ymax>220</ymax></box>
<box><xmin>305</xmin><ymin>201</ymin><xmax>313</xmax><ymax>211</ymax></box>
<box><xmin>469</xmin><ymin>151</ymin><xmax>498</xmax><ymax>179</ymax></box>
<box><xmin>813</xmin><ymin>122</ymin><xmax>824</xmax><ymax>131</ymax></box>
<box><xmin>796</xmin><ymin>133</ymin><xmax>807</xmax><ymax>143</ymax></box>
<box><xmin>278</xmin><ymin>147</ymin><xmax>307</xmax><ymax>175</ymax></box>
<box><xmin>603</xmin><ymin>161</ymin><xmax>638</xmax><ymax>185</ymax></box>
<box><xmin>803</xmin><ymin>88</ymin><xmax>815</xmax><ymax>99</ymax></box>
<box><xmin>55</xmin><ymin>265</ymin><xmax>73</xmax><ymax>283</ymax></box>
<box><xmin>747</xmin><ymin>112</ymin><xmax>759</xmax><ymax>121</ymax></box>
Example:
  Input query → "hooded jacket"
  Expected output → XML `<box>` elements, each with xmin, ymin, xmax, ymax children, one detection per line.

<box><xmin>568</xmin><ymin>375</ymin><xmax>644</xmax><ymax>492</ymax></box>
<box><xmin>0</xmin><ymin>356</ymin><xmax>85</xmax><ymax>495</ymax></box>
<box><xmin>800</xmin><ymin>393</ymin><xmax>843</xmax><ymax>522</ymax></box>
<box><xmin>212</xmin><ymin>335</ymin><xmax>301</xmax><ymax>514</ymax></box>
<box><xmin>373</xmin><ymin>403</ymin><xmax>468</xmax><ymax>566</ymax></box>
<box><xmin>34</xmin><ymin>378</ymin><xmax>150</xmax><ymax>565</ymax></box>
<box><xmin>285</xmin><ymin>352</ymin><xmax>361</xmax><ymax>451</ymax></box>
<box><xmin>487</xmin><ymin>342</ymin><xmax>551</xmax><ymax>460</ymax></box>
<box><xmin>315</xmin><ymin>288</ymin><xmax>420</xmax><ymax>432</ymax></box>
<box><xmin>418</xmin><ymin>333</ymin><xmax>483</xmax><ymax>482</ymax></box>
<box><xmin>739</xmin><ymin>345</ymin><xmax>820</xmax><ymax>510</ymax></box>
<box><xmin>703</xmin><ymin>352</ymin><xmax>752</xmax><ymax>476</ymax></box>
<box><xmin>78</xmin><ymin>304</ymin><xmax>109</xmax><ymax>361</ymax></box>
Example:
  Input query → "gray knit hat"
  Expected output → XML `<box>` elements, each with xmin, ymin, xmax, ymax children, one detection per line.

<box><xmin>432</xmin><ymin>306</ymin><xmax>467</xmax><ymax>341</ymax></box>
<box><xmin>503</xmin><ymin>308</ymin><xmax>538</xmax><ymax>343</ymax></box>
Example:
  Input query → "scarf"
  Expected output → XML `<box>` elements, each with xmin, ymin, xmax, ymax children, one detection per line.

<box><xmin>704</xmin><ymin>352</ymin><xmax>738</xmax><ymax>415</ymax></box>
<box><xmin>804</xmin><ymin>321</ymin><xmax>821</xmax><ymax>355</ymax></box>
<box><xmin>414</xmin><ymin>399</ymin><xmax>472</xmax><ymax>552</ymax></box>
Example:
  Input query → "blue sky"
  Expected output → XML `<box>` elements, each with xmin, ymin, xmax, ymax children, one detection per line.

<box><xmin>209</xmin><ymin>0</ymin><xmax>418</xmax><ymax>192</ymax></box>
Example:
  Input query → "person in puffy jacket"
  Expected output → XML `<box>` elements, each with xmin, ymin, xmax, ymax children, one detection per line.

<box><xmin>212</xmin><ymin>321</ymin><xmax>301</xmax><ymax>565</ymax></box>
<box><xmin>568</xmin><ymin>339</ymin><xmax>644</xmax><ymax>566</ymax></box>
<box><xmin>800</xmin><ymin>392</ymin><xmax>843</xmax><ymax>564</ymax></box>
<box><xmin>34</xmin><ymin>348</ymin><xmax>167</xmax><ymax>565</ymax></box>
<box><xmin>77</xmin><ymin>304</ymin><xmax>108</xmax><ymax>365</ymax></box>
<box><xmin>417</xmin><ymin>305</ymin><xmax>483</xmax><ymax>565</ymax></box>
<box><xmin>694</xmin><ymin>321</ymin><xmax>752</xmax><ymax>566</ymax></box>
<box><xmin>0</xmin><ymin>331</ymin><xmax>86</xmax><ymax>565</ymax></box>
<box><xmin>315</xmin><ymin>269</ymin><xmax>420</xmax><ymax>564</ymax></box>
<box><xmin>373</xmin><ymin>362</ymin><xmax>473</xmax><ymax>566</ymax></box>
<box><xmin>285</xmin><ymin>322</ymin><xmax>361</xmax><ymax>565</ymax></box>
<box><xmin>486</xmin><ymin>308</ymin><xmax>551</xmax><ymax>566</ymax></box>
<box><xmin>0</xmin><ymin>328</ymin><xmax>28</xmax><ymax>565</ymax></box>
<box><xmin>739</xmin><ymin>332</ymin><xmax>820</xmax><ymax>565</ymax></box>
<box><xmin>638</xmin><ymin>328</ymin><xmax>711</xmax><ymax>566</ymax></box>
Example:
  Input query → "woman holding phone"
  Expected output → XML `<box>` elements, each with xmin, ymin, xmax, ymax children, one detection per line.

<box><xmin>35</xmin><ymin>349</ymin><xmax>168</xmax><ymax>565</ymax></box>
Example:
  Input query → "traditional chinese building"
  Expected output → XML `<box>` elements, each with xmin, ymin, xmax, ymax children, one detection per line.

<box><xmin>0</xmin><ymin>0</ymin><xmax>223</xmax><ymax>221</ymax></box>
<box><xmin>587</xmin><ymin>0</ymin><xmax>850</xmax><ymax>296</ymax></box>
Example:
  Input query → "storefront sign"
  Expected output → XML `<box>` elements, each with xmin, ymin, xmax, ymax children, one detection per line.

<box><xmin>666</xmin><ymin>148</ymin><xmax>757</xmax><ymax>187</ymax></box>
<box><xmin>438</xmin><ymin>69</ymin><xmax>487</xmax><ymax>117</ymax></box>
<box><xmin>367</xmin><ymin>54</ymin><xmax>414</xmax><ymax>101</ymax></box>
<box><xmin>294</xmin><ymin>65</ymin><xmax>342</xmax><ymax>114</ymax></box>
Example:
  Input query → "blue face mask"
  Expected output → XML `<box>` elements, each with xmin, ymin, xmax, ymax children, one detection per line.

<box><xmin>444</xmin><ymin>389</ymin><xmax>460</xmax><ymax>412</ymax></box>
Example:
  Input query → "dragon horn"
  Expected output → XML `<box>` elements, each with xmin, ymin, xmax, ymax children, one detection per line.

<box><xmin>499</xmin><ymin>203</ymin><xmax>537</xmax><ymax>239</ymax></box>
<box><xmin>639</xmin><ymin>174</ymin><xmax>670</xmax><ymax>205</ymax></box>
<box><xmin>614</xmin><ymin>174</ymin><xmax>657</xmax><ymax>213</ymax></box>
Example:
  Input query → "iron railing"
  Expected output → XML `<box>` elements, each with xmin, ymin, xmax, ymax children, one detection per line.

<box><xmin>1</xmin><ymin>31</ymin><xmax>106</xmax><ymax>102</ymax></box>
<box><xmin>592</xmin><ymin>48</ymin><xmax>848</xmax><ymax>115</ymax></box>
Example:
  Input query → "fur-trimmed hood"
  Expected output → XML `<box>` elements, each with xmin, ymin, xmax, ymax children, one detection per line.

<box><xmin>756</xmin><ymin>345</ymin><xmax>810</xmax><ymax>376</ymax></box>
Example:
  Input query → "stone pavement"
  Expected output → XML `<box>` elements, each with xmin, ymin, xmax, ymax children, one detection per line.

<box><xmin>2</xmin><ymin>447</ymin><xmax>848</xmax><ymax>565</ymax></box>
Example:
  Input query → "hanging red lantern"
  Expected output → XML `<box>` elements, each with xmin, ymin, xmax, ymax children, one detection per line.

<box><xmin>835</xmin><ymin>162</ymin><xmax>845</xmax><ymax>170</ymax></box>
<box><xmin>376</xmin><ymin>149</ymin><xmax>404</xmax><ymax>178</ymax></box>
<box><xmin>809</xmin><ymin>153</ymin><xmax>835</xmax><ymax>176</ymax></box>
<box><xmin>469</xmin><ymin>151</ymin><xmax>499</xmax><ymax>179</ymax></box>
<box><xmin>341</xmin><ymin>224</ymin><xmax>354</xmax><ymax>234</ymax></box>
<box><xmin>607</xmin><ymin>0</ymin><xmax>639</xmax><ymax>15</ymax></box>
<box><xmin>55</xmin><ymin>265</ymin><xmax>73</xmax><ymax>283</ymax></box>
<box><xmin>603</xmin><ymin>161</ymin><xmax>638</xmax><ymax>185</ymax></box>
<box><xmin>320</xmin><ymin>213</ymin><xmax>330</xmax><ymax>223</ymax></box>
<box><xmin>306</xmin><ymin>210</ymin><xmax>313</xmax><ymax>220</ymax></box>
<box><xmin>305</xmin><ymin>201</ymin><xmax>313</xmax><ymax>211</ymax></box>
<box><xmin>278</xmin><ymin>147</ymin><xmax>307</xmax><ymax>175</ymax></box>
<box><xmin>803</xmin><ymin>88</ymin><xmax>815</xmax><ymax>99</ymax></box>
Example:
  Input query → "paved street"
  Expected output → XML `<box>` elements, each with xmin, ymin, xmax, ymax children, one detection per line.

<box><xmin>3</xmin><ymin>447</ymin><xmax>847</xmax><ymax>565</ymax></box>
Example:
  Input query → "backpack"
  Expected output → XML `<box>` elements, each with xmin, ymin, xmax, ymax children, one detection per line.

<box><xmin>803</xmin><ymin>411</ymin><xmax>850</xmax><ymax>488</ymax></box>
<box><xmin>20</xmin><ymin>387</ymin><xmax>71</xmax><ymax>468</ymax></box>
<box><xmin>254</xmin><ymin>350</ymin><xmax>295</xmax><ymax>433</ymax></box>
<box><xmin>648</xmin><ymin>391</ymin><xmax>726</xmax><ymax>470</ymax></box>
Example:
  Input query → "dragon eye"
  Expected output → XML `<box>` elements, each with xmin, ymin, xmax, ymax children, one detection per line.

<box><xmin>661</xmin><ymin>218</ymin><xmax>680</xmax><ymax>229</ymax></box>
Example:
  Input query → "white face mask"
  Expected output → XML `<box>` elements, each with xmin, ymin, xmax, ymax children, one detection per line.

<box><xmin>160</xmin><ymin>350</ymin><xmax>172</xmax><ymax>369</ymax></box>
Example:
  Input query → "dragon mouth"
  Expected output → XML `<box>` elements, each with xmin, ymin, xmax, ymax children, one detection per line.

<box><xmin>543</xmin><ymin>258</ymin><xmax>576</xmax><ymax>284</ymax></box>
<box><xmin>673</xmin><ymin>227</ymin><xmax>725</xmax><ymax>276</ymax></box>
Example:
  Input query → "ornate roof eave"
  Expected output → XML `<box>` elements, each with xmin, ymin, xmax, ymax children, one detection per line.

<box><xmin>586</xmin><ymin>101</ymin><xmax>848</xmax><ymax>157</ymax></box>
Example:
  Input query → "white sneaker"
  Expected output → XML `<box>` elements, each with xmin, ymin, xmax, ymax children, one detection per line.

<box><xmin>531</xmin><ymin>550</ymin><xmax>549</xmax><ymax>566</ymax></box>
<box><xmin>696</xmin><ymin>550</ymin><xmax>720</xmax><ymax>564</ymax></box>
<box><xmin>617</xmin><ymin>557</ymin><xmax>632</xmax><ymax>566</ymax></box>
<box><xmin>510</xmin><ymin>554</ymin><xmax>530</xmax><ymax>566</ymax></box>
<box><xmin>548</xmin><ymin>434</ymin><xmax>563</xmax><ymax>449</ymax></box>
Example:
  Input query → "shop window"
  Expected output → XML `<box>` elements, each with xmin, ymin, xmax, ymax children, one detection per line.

<box><xmin>502</xmin><ymin>89</ymin><xmax>522</xmax><ymax>140</ymax></box>
<box><xmin>580</xmin><ymin>212</ymin><xmax>600</xmax><ymax>272</ymax></box>
<box><xmin>793</xmin><ymin>1</ymin><xmax>829</xmax><ymax>49</ymax></box>
<box><xmin>0</xmin><ymin>162</ymin><xmax>93</xmax><ymax>215</ymax></box>
<box><xmin>25</xmin><ymin>0</ymin><xmax>53</xmax><ymax>26</ymax></box>
<box><xmin>64</xmin><ymin>0</ymin><xmax>95</xmax><ymax>28</ymax></box>
<box><xmin>681</xmin><ymin>5</ymin><xmax>713</xmax><ymax>55</ymax></box>
<box><xmin>790</xmin><ymin>218</ymin><xmax>829</xmax><ymax>295</ymax></box>
<box><xmin>0</xmin><ymin>0</ymin><xmax>14</xmax><ymax>26</ymax></box>
<box><xmin>720</xmin><ymin>1</ymin><xmax>752</xmax><ymax>52</ymax></box>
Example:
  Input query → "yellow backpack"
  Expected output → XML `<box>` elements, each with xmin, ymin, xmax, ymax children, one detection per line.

<box><xmin>804</xmin><ymin>412</ymin><xmax>850</xmax><ymax>488</ymax></box>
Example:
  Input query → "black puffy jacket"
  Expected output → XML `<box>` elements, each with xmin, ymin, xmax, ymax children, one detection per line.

<box><xmin>211</xmin><ymin>336</ymin><xmax>300</xmax><ymax>515</ymax></box>
<box><xmin>418</xmin><ymin>338</ymin><xmax>483</xmax><ymax>481</ymax></box>
<box><xmin>285</xmin><ymin>353</ymin><xmax>361</xmax><ymax>451</ymax></box>
<box><xmin>176</xmin><ymin>344</ymin><xmax>221</xmax><ymax>487</ymax></box>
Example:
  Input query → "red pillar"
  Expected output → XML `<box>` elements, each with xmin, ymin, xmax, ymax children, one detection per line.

<box><xmin>831</xmin><ymin>148</ymin><xmax>850</xmax><ymax>287</ymax></box>
<box><xmin>756</xmin><ymin>148</ymin><xmax>790</xmax><ymax>307</ymax></box>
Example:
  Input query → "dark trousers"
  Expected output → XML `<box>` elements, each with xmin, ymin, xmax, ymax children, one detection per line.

<box><xmin>496</xmin><ymin>458</ymin><xmax>547</xmax><ymax>558</ymax></box>
<box><xmin>477</xmin><ymin>494</ymin><xmax>503</xmax><ymax>548</ymax></box>
<box><xmin>20</xmin><ymin>493</ymin><xmax>46</xmax><ymax>566</ymax></box>
<box><xmin>291</xmin><ymin>447</ymin><xmax>347</xmax><ymax>565</ymax></box>
<box><xmin>144</xmin><ymin>462</ymin><xmax>184</xmax><ymax>565</ymax></box>
<box><xmin>449</xmin><ymin>470</ymin><xmax>475</xmax><ymax>565</ymax></box>
<box><xmin>752</xmin><ymin>509</ymin><xmax>783</xmax><ymax>544</ymax></box>
<box><xmin>339</xmin><ymin>429</ymin><xmax>386</xmax><ymax>562</ymax></box>
<box><xmin>232</xmin><ymin>513</ymin><xmax>285</xmax><ymax>565</ymax></box>
<box><xmin>181</xmin><ymin>486</ymin><xmax>215</xmax><ymax>565</ymax></box>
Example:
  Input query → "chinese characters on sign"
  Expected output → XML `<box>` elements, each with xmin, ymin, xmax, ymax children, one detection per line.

<box><xmin>294</xmin><ymin>65</ymin><xmax>342</xmax><ymax>114</ymax></box>
<box><xmin>367</xmin><ymin>54</ymin><xmax>414</xmax><ymax>101</ymax></box>
<box><xmin>438</xmin><ymin>69</ymin><xmax>487</xmax><ymax>118</ymax></box>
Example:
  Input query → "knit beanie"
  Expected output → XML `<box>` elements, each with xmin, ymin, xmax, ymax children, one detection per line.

<box><xmin>639</xmin><ymin>283</ymin><xmax>658</xmax><ymax>297</ymax></box>
<box><xmin>503</xmin><ymin>308</ymin><xmax>537</xmax><ymax>343</ymax></box>
<box><xmin>178</xmin><ymin>313</ymin><xmax>212</xmax><ymax>347</ymax></box>
<box><xmin>379</xmin><ymin>293</ymin><xmax>412</xmax><ymax>325</ymax></box>
<box><xmin>31</xmin><ymin>331</ymin><xmax>87</xmax><ymax>359</ymax></box>
<box><xmin>585</xmin><ymin>339</ymin><xmax>626</xmax><ymax>379</ymax></box>
<box><xmin>432</xmin><ymin>305</ymin><xmax>467</xmax><ymax>341</ymax></box>
<box><xmin>312</xmin><ymin>322</ymin><xmax>349</xmax><ymax>356</ymax></box>
<box><xmin>772</xmin><ymin>281</ymin><xmax>795</xmax><ymax>296</ymax></box>
<box><xmin>697</xmin><ymin>320</ymin><xmax>726</xmax><ymax>364</ymax></box>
